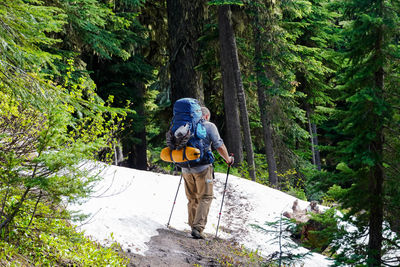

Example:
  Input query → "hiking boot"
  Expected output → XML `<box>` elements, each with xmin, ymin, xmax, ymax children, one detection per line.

<box><xmin>191</xmin><ymin>228</ymin><xmax>205</xmax><ymax>239</ymax></box>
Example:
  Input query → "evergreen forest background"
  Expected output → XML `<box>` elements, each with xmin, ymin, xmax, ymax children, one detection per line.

<box><xmin>0</xmin><ymin>0</ymin><xmax>399</xmax><ymax>266</ymax></box>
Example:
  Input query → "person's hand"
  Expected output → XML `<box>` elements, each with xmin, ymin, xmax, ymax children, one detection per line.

<box><xmin>226</xmin><ymin>156</ymin><xmax>234</xmax><ymax>166</ymax></box>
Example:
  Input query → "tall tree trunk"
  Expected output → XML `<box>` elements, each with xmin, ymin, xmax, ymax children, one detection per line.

<box><xmin>129</xmin><ymin>127</ymin><xmax>148</xmax><ymax>170</ymax></box>
<box><xmin>367</xmin><ymin>38</ymin><xmax>384</xmax><ymax>265</ymax></box>
<box><xmin>312</xmin><ymin>123</ymin><xmax>321</xmax><ymax>170</ymax></box>
<box><xmin>217</xmin><ymin>5</ymin><xmax>255</xmax><ymax>179</ymax></box>
<box><xmin>257</xmin><ymin>85</ymin><xmax>278</xmax><ymax>185</ymax></box>
<box><xmin>368</xmin><ymin>150</ymin><xmax>383</xmax><ymax>267</ymax></box>
<box><xmin>127</xmin><ymin>82</ymin><xmax>148</xmax><ymax>170</ymax></box>
<box><xmin>253</xmin><ymin>15</ymin><xmax>278</xmax><ymax>186</ymax></box>
<box><xmin>238</xmin><ymin>96</ymin><xmax>256</xmax><ymax>179</ymax></box>
<box><xmin>306</xmin><ymin>108</ymin><xmax>321</xmax><ymax>171</ymax></box>
<box><xmin>217</xmin><ymin>5</ymin><xmax>243</xmax><ymax>164</ymax></box>
<box><xmin>166</xmin><ymin>0</ymin><xmax>204</xmax><ymax>104</ymax></box>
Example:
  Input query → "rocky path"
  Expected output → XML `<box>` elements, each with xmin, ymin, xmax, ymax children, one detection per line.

<box><xmin>126</xmin><ymin>176</ymin><xmax>262</xmax><ymax>266</ymax></box>
<box><xmin>126</xmin><ymin>227</ymin><xmax>263</xmax><ymax>267</ymax></box>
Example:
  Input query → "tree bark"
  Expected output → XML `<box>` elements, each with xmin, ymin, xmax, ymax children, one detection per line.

<box><xmin>367</xmin><ymin>43</ymin><xmax>384</xmax><ymax>266</ymax></box>
<box><xmin>217</xmin><ymin>5</ymin><xmax>255</xmax><ymax>179</ymax></box>
<box><xmin>217</xmin><ymin>5</ymin><xmax>244</xmax><ymax>166</ymax></box>
<box><xmin>257</xmin><ymin>86</ymin><xmax>278</xmax><ymax>185</ymax></box>
<box><xmin>128</xmin><ymin>129</ymin><xmax>148</xmax><ymax>170</ymax></box>
<box><xmin>368</xmin><ymin>137</ymin><xmax>383</xmax><ymax>267</ymax></box>
<box><xmin>306</xmin><ymin>108</ymin><xmax>321</xmax><ymax>171</ymax></box>
<box><xmin>127</xmin><ymin>82</ymin><xmax>148</xmax><ymax>170</ymax></box>
<box><xmin>312</xmin><ymin>123</ymin><xmax>321</xmax><ymax>170</ymax></box>
<box><xmin>253</xmin><ymin>15</ymin><xmax>278</xmax><ymax>186</ymax></box>
<box><xmin>166</xmin><ymin>0</ymin><xmax>205</xmax><ymax>104</ymax></box>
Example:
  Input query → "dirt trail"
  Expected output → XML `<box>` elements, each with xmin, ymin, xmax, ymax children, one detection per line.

<box><xmin>126</xmin><ymin>227</ymin><xmax>263</xmax><ymax>267</ymax></box>
<box><xmin>126</xmin><ymin>176</ymin><xmax>262</xmax><ymax>266</ymax></box>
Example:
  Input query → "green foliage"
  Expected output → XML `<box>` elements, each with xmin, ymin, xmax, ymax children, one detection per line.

<box><xmin>217</xmin><ymin>244</ymin><xmax>263</xmax><ymax>266</ymax></box>
<box><xmin>286</xmin><ymin>186</ymin><xmax>307</xmax><ymax>201</ymax></box>
<box><xmin>213</xmin><ymin>152</ymin><xmax>242</xmax><ymax>178</ymax></box>
<box><xmin>251</xmin><ymin>215</ymin><xmax>311</xmax><ymax>266</ymax></box>
<box><xmin>302</xmin><ymin>208</ymin><xmax>339</xmax><ymax>253</ymax></box>
<box><xmin>208</xmin><ymin>0</ymin><xmax>244</xmax><ymax>6</ymax></box>
<box><xmin>271</xmin><ymin>169</ymin><xmax>308</xmax><ymax>200</ymax></box>
<box><xmin>0</xmin><ymin>0</ymin><xmax>127</xmax><ymax>263</ymax></box>
<box><xmin>57</xmin><ymin>0</ymin><xmax>134</xmax><ymax>60</ymax></box>
<box><xmin>0</xmin><ymin>202</ymin><xmax>128</xmax><ymax>265</ymax></box>
<box><xmin>0</xmin><ymin>70</ymin><xmax>124</xmax><ymax>232</ymax></box>
<box><xmin>0</xmin><ymin>0</ymin><xmax>66</xmax><ymax>69</ymax></box>
<box><xmin>242</xmin><ymin>0</ymin><xmax>339</xmax><ymax>181</ymax></box>
<box><xmin>76</xmin><ymin>0</ymin><xmax>155</xmax><ymax>169</ymax></box>
<box><xmin>1</xmin><ymin>0</ymin><xmax>400</xmax><ymax>264</ymax></box>
<box><xmin>253</xmin><ymin>153</ymin><xmax>271</xmax><ymax>185</ymax></box>
<box><xmin>322</xmin><ymin>0</ymin><xmax>400</xmax><ymax>265</ymax></box>
<box><xmin>321</xmin><ymin>185</ymin><xmax>347</xmax><ymax>208</ymax></box>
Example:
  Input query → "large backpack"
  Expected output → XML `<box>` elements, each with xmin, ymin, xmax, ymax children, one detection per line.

<box><xmin>164</xmin><ymin>98</ymin><xmax>214</xmax><ymax>167</ymax></box>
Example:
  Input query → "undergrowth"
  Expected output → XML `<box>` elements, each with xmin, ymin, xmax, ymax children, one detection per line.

<box><xmin>0</xmin><ymin>202</ymin><xmax>128</xmax><ymax>266</ymax></box>
<box><xmin>216</xmin><ymin>243</ymin><xmax>264</xmax><ymax>266</ymax></box>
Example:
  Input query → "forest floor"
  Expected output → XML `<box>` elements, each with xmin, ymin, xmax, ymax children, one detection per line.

<box><xmin>125</xmin><ymin>227</ymin><xmax>265</xmax><ymax>267</ymax></box>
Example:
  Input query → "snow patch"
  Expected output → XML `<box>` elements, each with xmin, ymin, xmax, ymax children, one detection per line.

<box><xmin>69</xmin><ymin>163</ymin><xmax>332</xmax><ymax>266</ymax></box>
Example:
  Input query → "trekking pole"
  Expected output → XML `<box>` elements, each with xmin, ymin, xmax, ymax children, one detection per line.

<box><xmin>167</xmin><ymin>171</ymin><xmax>183</xmax><ymax>228</ymax></box>
<box><xmin>215</xmin><ymin>158</ymin><xmax>233</xmax><ymax>238</ymax></box>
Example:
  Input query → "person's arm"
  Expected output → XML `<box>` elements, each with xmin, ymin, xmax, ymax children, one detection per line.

<box><xmin>216</xmin><ymin>144</ymin><xmax>234</xmax><ymax>165</ymax></box>
<box><xmin>206</xmin><ymin>122</ymin><xmax>234</xmax><ymax>165</ymax></box>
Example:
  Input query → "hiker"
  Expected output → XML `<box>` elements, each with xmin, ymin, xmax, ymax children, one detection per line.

<box><xmin>182</xmin><ymin>106</ymin><xmax>233</xmax><ymax>239</ymax></box>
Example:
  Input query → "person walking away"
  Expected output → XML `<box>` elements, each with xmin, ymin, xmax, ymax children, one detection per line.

<box><xmin>182</xmin><ymin>107</ymin><xmax>233</xmax><ymax>239</ymax></box>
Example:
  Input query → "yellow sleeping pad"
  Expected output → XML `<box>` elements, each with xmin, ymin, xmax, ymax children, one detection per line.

<box><xmin>160</xmin><ymin>146</ymin><xmax>201</xmax><ymax>163</ymax></box>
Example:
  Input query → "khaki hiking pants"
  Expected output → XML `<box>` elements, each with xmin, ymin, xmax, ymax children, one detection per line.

<box><xmin>182</xmin><ymin>166</ymin><xmax>214</xmax><ymax>233</ymax></box>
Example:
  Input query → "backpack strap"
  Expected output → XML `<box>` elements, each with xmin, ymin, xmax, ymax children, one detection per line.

<box><xmin>182</xmin><ymin>147</ymin><xmax>186</xmax><ymax>161</ymax></box>
<box><xmin>169</xmin><ymin>149</ymin><xmax>176</xmax><ymax>164</ymax></box>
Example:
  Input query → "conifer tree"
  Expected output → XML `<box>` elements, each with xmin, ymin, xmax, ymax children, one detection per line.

<box><xmin>217</xmin><ymin>4</ymin><xmax>244</xmax><ymax>165</ymax></box>
<box><xmin>0</xmin><ymin>0</ymin><xmax>124</xmax><ymax>239</ymax></box>
<box><xmin>249</xmin><ymin>1</ymin><xmax>279</xmax><ymax>185</ymax></box>
<box><xmin>247</xmin><ymin>0</ymin><xmax>321</xmax><ymax>186</ymax></box>
<box><xmin>166</xmin><ymin>0</ymin><xmax>205</xmax><ymax>104</ymax></box>
<box><xmin>288</xmin><ymin>0</ymin><xmax>337</xmax><ymax>172</ymax></box>
<box><xmin>218</xmin><ymin>4</ymin><xmax>255</xmax><ymax>178</ymax></box>
<box><xmin>330</xmin><ymin>0</ymin><xmax>400</xmax><ymax>265</ymax></box>
<box><xmin>85</xmin><ymin>0</ymin><xmax>154</xmax><ymax>170</ymax></box>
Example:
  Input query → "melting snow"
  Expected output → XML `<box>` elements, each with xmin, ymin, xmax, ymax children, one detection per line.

<box><xmin>70</xmin><ymin>163</ymin><xmax>331</xmax><ymax>266</ymax></box>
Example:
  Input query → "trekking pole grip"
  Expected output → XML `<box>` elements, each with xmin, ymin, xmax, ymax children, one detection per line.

<box><xmin>228</xmin><ymin>153</ymin><xmax>234</xmax><ymax>167</ymax></box>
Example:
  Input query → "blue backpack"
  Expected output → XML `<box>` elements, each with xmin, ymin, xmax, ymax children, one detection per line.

<box><xmin>166</xmin><ymin>98</ymin><xmax>214</xmax><ymax>167</ymax></box>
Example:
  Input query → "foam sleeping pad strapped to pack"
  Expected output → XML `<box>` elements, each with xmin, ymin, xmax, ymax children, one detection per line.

<box><xmin>160</xmin><ymin>146</ymin><xmax>201</xmax><ymax>163</ymax></box>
